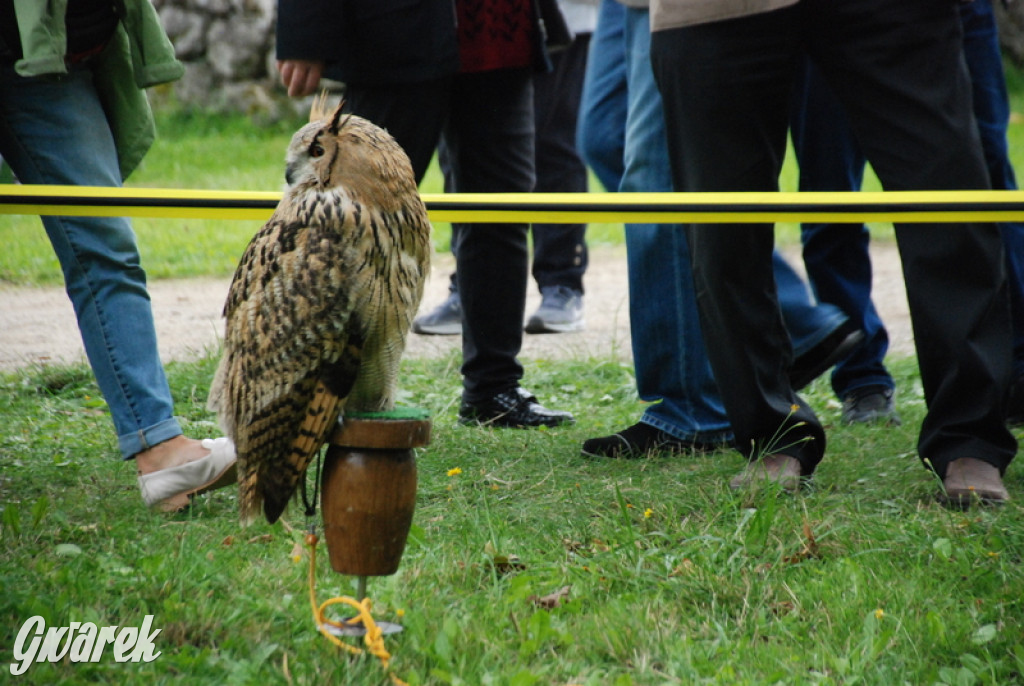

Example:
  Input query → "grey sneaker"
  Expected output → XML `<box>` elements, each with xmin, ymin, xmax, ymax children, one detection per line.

<box><xmin>525</xmin><ymin>286</ymin><xmax>584</xmax><ymax>334</ymax></box>
<box><xmin>841</xmin><ymin>386</ymin><xmax>901</xmax><ymax>425</ymax></box>
<box><xmin>412</xmin><ymin>291</ymin><xmax>462</xmax><ymax>335</ymax></box>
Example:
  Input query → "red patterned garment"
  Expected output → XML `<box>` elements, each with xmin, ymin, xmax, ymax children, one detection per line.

<box><xmin>456</xmin><ymin>0</ymin><xmax>535</xmax><ymax>73</ymax></box>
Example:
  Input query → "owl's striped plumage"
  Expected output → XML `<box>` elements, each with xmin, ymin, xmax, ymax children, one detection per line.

<box><xmin>208</xmin><ymin>98</ymin><xmax>431</xmax><ymax>524</ymax></box>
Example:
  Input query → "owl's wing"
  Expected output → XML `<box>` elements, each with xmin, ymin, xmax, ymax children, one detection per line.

<box><xmin>344</xmin><ymin>207</ymin><xmax>433</xmax><ymax>412</ymax></box>
<box><xmin>211</xmin><ymin>209</ymin><xmax>368</xmax><ymax>524</ymax></box>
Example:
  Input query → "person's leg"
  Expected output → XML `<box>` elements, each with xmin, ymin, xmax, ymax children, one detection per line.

<box><xmin>652</xmin><ymin>8</ymin><xmax>826</xmax><ymax>475</ymax></box>
<box><xmin>811</xmin><ymin>0</ymin><xmax>1016</xmax><ymax>482</ymax></box>
<box><xmin>526</xmin><ymin>35</ymin><xmax>590</xmax><ymax>334</ymax></box>
<box><xmin>576</xmin><ymin>0</ymin><xmax>627</xmax><ymax>193</ymax></box>
<box><xmin>0</xmin><ymin>63</ymin><xmax>236</xmax><ymax>509</ymax></box>
<box><xmin>618</xmin><ymin>7</ymin><xmax>732</xmax><ymax>447</ymax></box>
<box><xmin>445</xmin><ymin>69</ymin><xmax>574</xmax><ymax>427</ymax></box>
<box><xmin>959</xmin><ymin>0</ymin><xmax>1024</xmax><ymax>386</ymax></box>
<box><xmin>531</xmin><ymin>35</ymin><xmax>589</xmax><ymax>296</ymax></box>
<box><xmin>790</xmin><ymin>57</ymin><xmax>896</xmax><ymax>401</ymax></box>
<box><xmin>443</xmin><ymin>70</ymin><xmax>529</xmax><ymax>395</ymax></box>
<box><xmin>0</xmin><ymin>65</ymin><xmax>180</xmax><ymax>459</ymax></box>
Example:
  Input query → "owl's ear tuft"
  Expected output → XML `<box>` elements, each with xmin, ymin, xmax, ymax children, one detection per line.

<box><xmin>328</xmin><ymin>100</ymin><xmax>351</xmax><ymax>135</ymax></box>
<box><xmin>309</xmin><ymin>89</ymin><xmax>333</xmax><ymax>123</ymax></box>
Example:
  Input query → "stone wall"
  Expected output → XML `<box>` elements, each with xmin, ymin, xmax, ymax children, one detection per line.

<box><xmin>152</xmin><ymin>0</ymin><xmax>307</xmax><ymax>119</ymax></box>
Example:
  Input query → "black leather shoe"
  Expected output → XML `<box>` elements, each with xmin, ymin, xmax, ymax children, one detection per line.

<box><xmin>790</xmin><ymin>322</ymin><xmax>865</xmax><ymax>391</ymax></box>
<box><xmin>459</xmin><ymin>387</ymin><xmax>575</xmax><ymax>428</ymax></box>
<box><xmin>581</xmin><ymin>422</ymin><xmax>725</xmax><ymax>459</ymax></box>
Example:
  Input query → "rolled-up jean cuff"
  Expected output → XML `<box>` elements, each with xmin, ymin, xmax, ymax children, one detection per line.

<box><xmin>118</xmin><ymin>418</ymin><xmax>183</xmax><ymax>460</ymax></box>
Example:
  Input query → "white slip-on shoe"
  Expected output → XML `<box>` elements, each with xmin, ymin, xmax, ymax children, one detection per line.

<box><xmin>138</xmin><ymin>437</ymin><xmax>237</xmax><ymax>511</ymax></box>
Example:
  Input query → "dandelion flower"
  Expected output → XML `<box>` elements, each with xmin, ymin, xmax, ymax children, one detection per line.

<box><xmin>643</xmin><ymin>508</ymin><xmax>654</xmax><ymax>519</ymax></box>
<box><xmin>874</xmin><ymin>609</ymin><xmax>885</xmax><ymax>620</ymax></box>
<box><xmin>447</xmin><ymin>467</ymin><xmax>462</xmax><ymax>477</ymax></box>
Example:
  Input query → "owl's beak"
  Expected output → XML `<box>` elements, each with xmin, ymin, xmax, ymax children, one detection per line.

<box><xmin>285</xmin><ymin>163</ymin><xmax>297</xmax><ymax>187</ymax></box>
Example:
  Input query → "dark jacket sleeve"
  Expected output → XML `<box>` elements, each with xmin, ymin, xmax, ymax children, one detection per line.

<box><xmin>276</xmin><ymin>0</ymin><xmax>459</xmax><ymax>85</ymax></box>
<box><xmin>276</xmin><ymin>1</ymin><xmax>332</xmax><ymax>62</ymax></box>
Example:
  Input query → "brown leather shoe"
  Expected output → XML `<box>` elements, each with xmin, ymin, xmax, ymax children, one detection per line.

<box><xmin>729</xmin><ymin>453</ymin><xmax>803</xmax><ymax>493</ymax></box>
<box><xmin>940</xmin><ymin>457</ymin><xmax>1009</xmax><ymax>508</ymax></box>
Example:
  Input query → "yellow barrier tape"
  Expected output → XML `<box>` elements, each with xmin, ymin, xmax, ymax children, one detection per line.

<box><xmin>0</xmin><ymin>185</ymin><xmax>279</xmax><ymax>221</ymax></box>
<box><xmin>5</xmin><ymin>184</ymin><xmax>1024</xmax><ymax>223</ymax></box>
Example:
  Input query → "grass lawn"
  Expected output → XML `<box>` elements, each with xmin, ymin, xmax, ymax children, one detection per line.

<box><xmin>2</xmin><ymin>83</ymin><xmax>1024</xmax><ymax>684</ymax></box>
<box><xmin>2</xmin><ymin>353</ymin><xmax>1023</xmax><ymax>685</ymax></box>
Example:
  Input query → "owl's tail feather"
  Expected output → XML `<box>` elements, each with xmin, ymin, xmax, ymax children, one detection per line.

<box><xmin>238</xmin><ymin>462</ymin><xmax>263</xmax><ymax>527</ymax></box>
<box><xmin>262</xmin><ymin>380</ymin><xmax>345</xmax><ymax>524</ymax></box>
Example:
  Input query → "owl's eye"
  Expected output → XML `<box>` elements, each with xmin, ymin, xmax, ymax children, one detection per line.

<box><xmin>309</xmin><ymin>141</ymin><xmax>325</xmax><ymax>158</ymax></box>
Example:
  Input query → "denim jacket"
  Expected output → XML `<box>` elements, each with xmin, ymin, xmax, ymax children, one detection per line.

<box><xmin>9</xmin><ymin>0</ymin><xmax>184</xmax><ymax>179</ymax></box>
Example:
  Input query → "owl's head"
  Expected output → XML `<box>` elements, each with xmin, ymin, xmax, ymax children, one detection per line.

<box><xmin>283</xmin><ymin>95</ymin><xmax>417</xmax><ymax>206</ymax></box>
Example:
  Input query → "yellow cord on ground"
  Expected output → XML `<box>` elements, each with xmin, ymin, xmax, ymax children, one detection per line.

<box><xmin>306</xmin><ymin>533</ymin><xmax>407</xmax><ymax>686</ymax></box>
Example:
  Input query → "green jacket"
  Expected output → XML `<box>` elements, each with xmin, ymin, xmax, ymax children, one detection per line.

<box><xmin>11</xmin><ymin>0</ymin><xmax>184</xmax><ymax>179</ymax></box>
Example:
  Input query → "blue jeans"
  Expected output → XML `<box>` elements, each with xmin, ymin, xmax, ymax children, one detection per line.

<box><xmin>790</xmin><ymin>59</ymin><xmax>895</xmax><ymax>399</ymax></box>
<box><xmin>577</xmin><ymin>0</ymin><xmax>627</xmax><ymax>194</ymax></box>
<box><xmin>792</xmin><ymin>0</ymin><xmax>1024</xmax><ymax>389</ymax></box>
<box><xmin>579</xmin><ymin>5</ymin><xmax>847</xmax><ymax>444</ymax></box>
<box><xmin>0</xmin><ymin>64</ymin><xmax>182</xmax><ymax>459</ymax></box>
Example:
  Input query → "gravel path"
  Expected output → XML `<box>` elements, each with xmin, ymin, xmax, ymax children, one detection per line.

<box><xmin>0</xmin><ymin>242</ymin><xmax>913</xmax><ymax>371</ymax></box>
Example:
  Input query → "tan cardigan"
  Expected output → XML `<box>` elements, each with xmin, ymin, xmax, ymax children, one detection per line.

<box><xmin>651</xmin><ymin>0</ymin><xmax>798</xmax><ymax>30</ymax></box>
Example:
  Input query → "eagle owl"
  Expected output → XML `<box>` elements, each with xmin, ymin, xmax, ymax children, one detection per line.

<box><xmin>208</xmin><ymin>97</ymin><xmax>431</xmax><ymax>525</ymax></box>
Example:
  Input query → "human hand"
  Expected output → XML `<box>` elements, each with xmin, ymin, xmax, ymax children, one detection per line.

<box><xmin>276</xmin><ymin>59</ymin><xmax>325</xmax><ymax>98</ymax></box>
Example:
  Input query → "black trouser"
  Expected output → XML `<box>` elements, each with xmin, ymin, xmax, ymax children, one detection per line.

<box><xmin>531</xmin><ymin>33</ymin><xmax>590</xmax><ymax>294</ymax></box>
<box><xmin>650</xmin><ymin>0</ymin><xmax>1017</xmax><ymax>476</ymax></box>
<box><xmin>343</xmin><ymin>69</ymin><xmax>536</xmax><ymax>401</ymax></box>
<box><xmin>443</xmin><ymin>37</ymin><xmax>592</xmax><ymax>297</ymax></box>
